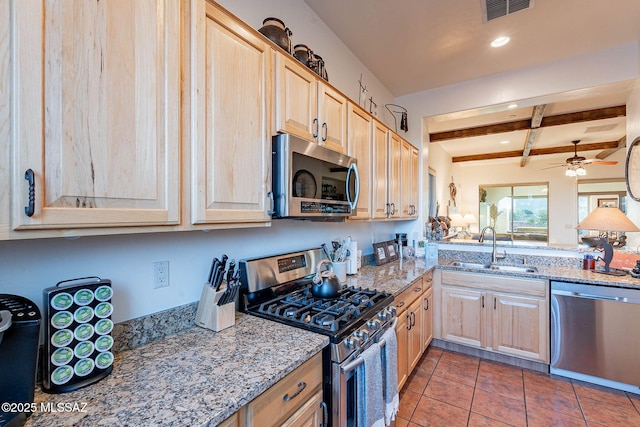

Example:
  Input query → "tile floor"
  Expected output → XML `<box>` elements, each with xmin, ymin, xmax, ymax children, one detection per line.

<box><xmin>394</xmin><ymin>347</ymin><xmax>640</xmax><ymax>426</ymax></box>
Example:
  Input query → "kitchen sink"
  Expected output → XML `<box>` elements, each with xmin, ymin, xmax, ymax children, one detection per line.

<box><xmin>448</xmin><ymin>260</ymin><xmax>538</xmax><ymax>273</ymax></box>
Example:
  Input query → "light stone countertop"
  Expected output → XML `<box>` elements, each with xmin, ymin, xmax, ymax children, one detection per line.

<box><xmin>24</xmin><ymin>255</ymin><xmax>640</xmax><ymax>427</ymax></box>
<box><xmin>26</xmin><ymin>314</ymin><xmax>329</xmax><ymax>427</ymax></box>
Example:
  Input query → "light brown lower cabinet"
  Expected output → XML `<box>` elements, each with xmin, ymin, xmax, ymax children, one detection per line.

<box><xmin>438</xmin><ymin>270</ymin><xmax>549</xmax><ymax>363</ymax></box>
<box><xmin>220</xmin><ymin>352</ymin><xmax>324</xmax><ymax>427</ymax></box>
<box><xmin>396</xmin><ymin>270</ymin><xmax>434</xmax><ymax>390</ymax></box>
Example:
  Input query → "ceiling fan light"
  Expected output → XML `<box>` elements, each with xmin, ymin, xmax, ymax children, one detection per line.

<box><xmin>491</xmin><ymin>36</ymin><xmax>510</xmax><ymax>47</ymax></box>
<box><xmin>566</xmin><ymin>168</ymin><xmax>577</xmax><ymax>177</ymax></box>
<box><xmin>576</xmin><ymin>166</ymin><xmax>587</xmax><ymax>176</ymax></box>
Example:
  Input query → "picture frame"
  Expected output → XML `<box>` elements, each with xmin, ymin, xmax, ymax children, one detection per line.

<box><xmin>385</xmin><ymin>240</ymin><xmax>399</xmax><ymax>262</ymax></box>
<box><xmin>597</xmin><ymin>198</ymin><xmax>618</xmax><ymax>208</ymax></box>
<box><xmin>373</xmin><ymin>242</ymin><xmax>388</xmax><ymax>265</ymax></box>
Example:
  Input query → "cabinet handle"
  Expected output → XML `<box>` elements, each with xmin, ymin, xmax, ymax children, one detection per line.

<box><xmin>320</xmin><ymin>401</ymin><xmax>328</xmax><ymax>427</ymax></box>
<box><xmin>396</xmin><ymin>301</ymin><xmax>405</xmax><ymax>308</ymax></box>
<box><xmin>267</xmin><ymin>191</ymin><xmax>275</xmax><ymax>216</ymax></box>
<box><xmin>321</xmin><ymin>122</ymin><xmax>328</xmax><ymax>141</ymax></box>
<box><xmin>424</xmin><ymin>298</ymin><xmax>429</xmax><ymax>311</ymax></box>
<box><xmin>481</xmin><ymin>296</ymin><xmax>485</xmax><ymax>308</ymax></box>
<box><xmin>390</xmin><ymin>203</ymin><xmax>396</xmax><ymax>215</ymax></box>
<box><xmin>385</xmin><ymin>203</ymin><xmax>390</xmax><ymax>218</ymax></box>
<box><xmin>494</xmin><ymin>297</ymin><xmax>496</xmax><ymax>310</ymax></box>
<box><xmin>406</xmin><ymin>312</ymin><xmax>411</xmax><ymax>330</ymax></box>
<box><xmin>283</xmin><ymin>381</ymin><xmax>307</xmax><ymax>401</ymax></box>
<box><xmin>414</xmin><ymin>287</ymin><xmax>422</xmax><ymax>293</ymax></box>
<box><xmin>24</xmin><ymin>169</ymin><xmax>35</xmax><ymax>217</ymax></box>
<box><xmin>312</xmin><ymin>118</ymin><xmax>319</xmax><ymax>138</ymax></box>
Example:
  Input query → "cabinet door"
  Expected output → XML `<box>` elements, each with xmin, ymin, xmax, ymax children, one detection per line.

<box><xmin>190</xmin><ymin>1</ymin><xmax>272</xmax><ymax>224</ymax></box>
<box><xmin>318</xmin><ymin>83</ymin><xmax>347</xmax><ymax>153</ymax></box>
<box><xmin>441</xmin><ymin>286</ymin><xmax>485</xmax><ymax>348</ymax></box>
<box><xmin>492</xmin><ymin>293</ymin><xmax>549</xmax><ymax>362</ymax></box>
<box><xmin>274</xmin><ymin>53</ymin><xmax>318</xmax><ymax>142</ymax></box>
<box><xmin>11</xmin><ymin>0</ymin><xmax>180</xmax><ymax>230</ymax></box>
<box><xmin>396</xmin><ymin>311</ymin><xmax>409</xmax><ymax>390</ymax></box>
<box><xmin>422</xmin><ymin>286</ymin><xmax>433</xmax><ymax>351</ymax></box>
<box><xmin>346</xmin><ymin>103</ymin><xmax>372</xmax><ymax>220</ymax></box>
<box><xmin>280</xmin><ymin>390</ymin><xmax>324</xmax><ymax>427</ymax></box>
<box><xmin>402</xmin><ymin>143</ymin><xmax>419</xmax><ymax>218</ymax></box>
<box><xmin>372</xmin><ymin>121</ymin><xmax>389</xmax><ymax>219</ymax></box>
<box><xmin>387</xmin><ymin>131</ymin><xmax>402</xmax><ymax>218</ymax></box>
<box><xmin>407</xmin><ymin>298</ymin><xmax>423</xmax><ymax>372</ymax></box>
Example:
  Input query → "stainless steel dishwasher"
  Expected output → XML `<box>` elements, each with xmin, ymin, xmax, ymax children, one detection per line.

<box><xmin>551</xmin><ymin>281</ymin><xmax>640</xmax><ymax>394</ymax></box>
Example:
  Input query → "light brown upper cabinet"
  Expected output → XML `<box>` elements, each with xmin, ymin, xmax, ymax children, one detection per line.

<box><xmin>274</xmin><ymin>53</ymin><xmax>347</xmax><ymax>154</ymax></box>
<box><xmin>373</xmin><ymin>124</ymin><xmax>405</xmax><ymax>220</ymax></box>
<box><xmin>347</xmin><ymin>102</ymin><xmax>373</xmax><ymax>220</ymax></box>
<box><xmin>401</xmin><ymin>140</ymin><xmax>419</xmax><ymax>218</ymax></box>
<box><xmin>190</xmin><ymin>0</ymin><xmax>273</xmax><ymax>225</ymax></box>
<box><xmin>10</xmin><ymin>0</ymin><xmax>180</xmax><ymax>230</ymax></box>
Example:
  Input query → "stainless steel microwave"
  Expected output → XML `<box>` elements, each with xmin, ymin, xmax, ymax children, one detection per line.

<box><xmin>271</xmin><ymin>134</ymin><xmax>359</xmax><ymax>219</ymax></box>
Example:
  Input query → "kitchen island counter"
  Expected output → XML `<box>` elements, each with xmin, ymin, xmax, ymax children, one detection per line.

<box><xmin>25</xmin><ymin>313</ymin><xmax>329</xmax><ymax>427</ymax></box>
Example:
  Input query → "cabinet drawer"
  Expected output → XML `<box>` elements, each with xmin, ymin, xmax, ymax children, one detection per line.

<box><xmin>245</xmin><ymin>352</ymin><xmax>322</xmax><ymax>427</ymax></box>
<box><xmin>441</xmin><ymin>270</ymin><xmax>546</xmax><ymax>297</ymax></box>
<box><xmin>395</xmin><ymin>277</ymin><xmax>424</xmax><ymax>313</ymax></box>
<box><xmin>423</xmin><ymin>270</ymin><xmax>434</xmax><ymax>289</ymax></box>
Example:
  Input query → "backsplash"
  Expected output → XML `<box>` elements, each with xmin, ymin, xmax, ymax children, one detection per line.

<box><xmin>438</xmin><ymin>248</ymin><xmax>582</xmax><ymax>269</ymax></box>
<box><xmin>111</xmin><ymin>302</ymin><xmax>198</xmax><ymax>352</ymax></box>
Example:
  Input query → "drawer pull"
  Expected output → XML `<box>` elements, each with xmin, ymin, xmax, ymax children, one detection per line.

<box><xmin>396</xmin><ymin>301</ymin><xmax>405</xmax><ymax>308</ymax></box>
<box><xmin>424</xmin><ymin>298</ymin><xmax>429</xmax><ymax>310</ymax></box>
<box><xmin>25</xmin><ymin>169</ymin><xmax>35</xmax><ymax>217</ymax></box>
<box><xmin>283</xmin><ymin>381</ymin><xmax>306</xmax><ymax>401</ymax></box>
<box><xmin>414</xmin><ymin>287</ymin><xmax>422</xmax><ymax>293</ymax></box>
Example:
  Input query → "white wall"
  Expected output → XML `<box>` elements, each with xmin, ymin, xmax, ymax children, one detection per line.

<box><xmin>0</xmin><ymin>0</ymin><xmax>405</xmax><ymax>323</ymax></box>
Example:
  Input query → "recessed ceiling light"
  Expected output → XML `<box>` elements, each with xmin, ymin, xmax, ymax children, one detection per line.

<box><xmin>500</xmin><ymin>140</ymin><xmax>510</xmax><ymax>144</ymax></box>
<box><xmin>507</xmin><ymin>103</ymin><xmax>518</xmax><ymax>109</ymax></box>
<box><xmin>491</xmin><ymin>36</ymin><xmax>510</xmax><ymax>48</ymax></box>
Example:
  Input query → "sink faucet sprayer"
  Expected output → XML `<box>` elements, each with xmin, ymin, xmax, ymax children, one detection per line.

<box><xmin>479</xmin><ymin>226</ymin><xmax>507</xmax><ymax>263</ymax></box>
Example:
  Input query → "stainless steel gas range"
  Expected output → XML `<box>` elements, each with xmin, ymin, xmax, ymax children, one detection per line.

<box><xmin>240</xmin><ymin>248</ymin><xmax>397</xmax><ymax>427</ymax></box>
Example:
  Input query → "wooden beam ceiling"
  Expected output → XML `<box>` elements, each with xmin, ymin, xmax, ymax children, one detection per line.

<box><xmin>429</xmin><ymin>105</ymin><xmax>626</xmax><ymax>142</ymax></box>
<box><xmin>596</xmin><ymin>136</ymin><xmax>626</xmax><ymax>159</ymax></box>
<box><xmin>520</xmin><ymin>104</ymin><xmax>546</xmax><ymax>167</ymax></box>
<box><xmin>452</xmin><ymin>140</ymin><xmax>621</xmax><ymax>163</ymax></box>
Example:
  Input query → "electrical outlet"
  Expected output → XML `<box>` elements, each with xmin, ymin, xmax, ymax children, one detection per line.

<box><xmin>153</xmin><ymin>261</ymin><xmax>170</xmax><ymax>288</ymax></box>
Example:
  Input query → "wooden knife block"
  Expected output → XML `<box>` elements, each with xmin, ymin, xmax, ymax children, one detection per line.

<box><xmin>195</xmin><ymin>283</ymin><xmax>235</xmax><ymax>332</ymax></box>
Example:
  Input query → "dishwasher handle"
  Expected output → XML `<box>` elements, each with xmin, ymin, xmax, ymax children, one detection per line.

<box><xmin>553</xmin><ymin>289</ymin><xmax>627</xmax><ymax>302</ymax></box>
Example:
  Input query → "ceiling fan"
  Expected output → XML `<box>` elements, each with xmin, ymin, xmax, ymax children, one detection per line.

<box><xmin>544</xmin><ymin>140</ymin><xmax>618</xmax><ymax>176</ymax></box>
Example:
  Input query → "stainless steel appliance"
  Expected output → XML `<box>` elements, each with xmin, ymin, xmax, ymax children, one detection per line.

<box><xmin>551</xmin><ymin>281</ymin><xmax>640</xmax><ymax>393</ymax></box>
<box><xmin>0</xmin><ymin>295</ymin><xmax>41</xmax><ymax>427</ymax></box>
<box><xmin>271</xmin><ymin>134</ymin><xmax>359</xmax><ymax>219</ymax></box>
<box><xmin>240</xmin><ymin>248</ymin><xmax>396</xmax><ymax>426</ymax></box>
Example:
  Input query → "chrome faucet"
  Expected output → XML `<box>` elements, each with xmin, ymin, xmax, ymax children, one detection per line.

<box><xmin>479</xmin><ymin>226</ymin><xmax>506</xmax><ymax>263</ymax></box>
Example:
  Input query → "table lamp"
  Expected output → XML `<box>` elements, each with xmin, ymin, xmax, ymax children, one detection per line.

<box><xmin>576</xmin><ymin>206</ymin><xmax>640</xmax><ymax>275</ymax></box>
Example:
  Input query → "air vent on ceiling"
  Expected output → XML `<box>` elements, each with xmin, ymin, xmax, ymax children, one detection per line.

<box><xmin>483</xmin><ymin>0</ymin><xmax>533</xmax><ymax>22</ymax></box>
<box><xmin>584</xmin><ymin>124</ymin><xmax>618</xmax><ymax>133</ymax></box>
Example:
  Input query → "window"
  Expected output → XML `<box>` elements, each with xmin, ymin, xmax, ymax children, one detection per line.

<box><xmin>427</xmin><ymin>168</ymin><xmax>437</xmax><ymax>218</ymax></box>
<box><xmin>577</xmin><ymin>179</ymin><xmax>627</xmax><ymax>239</ymax></box>
<box><xmin>478</xmin><ymin>183</ymin><xmax>548</xmax><ymax>242</ymax></box>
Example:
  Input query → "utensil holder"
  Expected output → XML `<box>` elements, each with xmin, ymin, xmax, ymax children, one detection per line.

<box><xmin>195</xmin><ymin>284</ymin><xmax>235</xmax><ymax>332</ymax></box>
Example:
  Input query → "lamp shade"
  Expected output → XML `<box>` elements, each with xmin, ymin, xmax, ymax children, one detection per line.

<box><xmin>463</xmin><ymin>213</ymin><xmax>478</xmax><ymax>225</ymax></box>
<box><xmin>576</xmin><ymin>206</ymin><xmax>640</xmax><ymax>232</ymax></box>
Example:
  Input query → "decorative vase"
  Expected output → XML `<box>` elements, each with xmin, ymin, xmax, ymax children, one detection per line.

<box><xmin>258</xmin><ymin>17</ymin><xmax>292</xmax><ymax>53</ymax></box>
<box><xmin>293</xmin><ymin>44</ymin><xmax>311</xmax><ymax>66</ymax></box>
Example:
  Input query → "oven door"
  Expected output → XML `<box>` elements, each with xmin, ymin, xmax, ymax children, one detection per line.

<box><xmin>273</xmin><ymin>134</ymin><xmax>359</xmax><ymax>218</ymax></box>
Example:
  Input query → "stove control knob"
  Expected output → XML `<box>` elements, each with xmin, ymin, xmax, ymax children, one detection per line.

<box><xmin>377</xmin><ymin>311</ymin><xmax>389</xmax><ymax>322</ymax></box>
<box><xmin>367</xmin><ymin>319</ymin><xmax>381</xmax><ymax>331</ymax></box>
<box><xmin>354</xmin><ymin>330</ymin><xmax>369</xmax><ymax>343</ymax></box>
<box><xmin>388</xmin><ymin>306</ymin><xmax>397</xmax><ymax>318</ymax></box>
<box><xmin>345</xmin><ymin>337</ymin><xmax>360</xmax><ymax>350</ymax></box>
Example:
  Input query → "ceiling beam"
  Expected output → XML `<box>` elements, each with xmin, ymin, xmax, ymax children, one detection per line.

<box><xmin>595</xmin><ymin>135</ymin><xmax>626</xmax><ymax>159</ymax></box>
<box><xmin>429</xmin><ymin>105</ymin><xmax>626</xmax><ymax>142</ymax></box>
<box><xmin>520</xmin><ymin>104</ymin><xmax>547</xmax><ymax>167</ymax></box>
<box><xmin>452</xmin><ymin>140</ymin><xmax>621</xmax><ymax>163</ymax></box>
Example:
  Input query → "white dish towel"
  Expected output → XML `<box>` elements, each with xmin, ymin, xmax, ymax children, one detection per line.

<box><xmin>381</xmin><ymin>327</ymin><xmax>399</xmax><ymax>425</ymax></box>
<box><xmin>357</xmin><ymin>343</ymin><xmax>385</xmax><ymax>427</ymax></box>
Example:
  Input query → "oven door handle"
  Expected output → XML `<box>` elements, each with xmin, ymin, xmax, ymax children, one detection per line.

<box><xmin>340</xmin><ymin>319</ymin><xmax>397</xmax><ymax>375</ymax></box>
<box><xmin>346</xmin><ymin>163</ymin><xmax>360</xmax><ymax>211</ymax></box>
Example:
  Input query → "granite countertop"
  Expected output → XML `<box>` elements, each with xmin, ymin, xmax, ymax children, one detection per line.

<box><xmin>344</xmin><ymin>258</ymin><xmax>437</xmax><ymax>295</ymax></box>
<box><xmin>437</xmin><ymin>258</ymin><xmax>640</xmax><ymax>290</ymax></box>
<box><xmin>26</xmin><ymin>314</ymin><xmax>328</xmax><ymax>427</ymax></box>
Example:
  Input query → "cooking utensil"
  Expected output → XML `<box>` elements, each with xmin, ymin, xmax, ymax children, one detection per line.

<box><xmin>321</xmin><ymin>243</ymin><xmax>333</xmax><ymax>261</ymax></box>
<box><xmin>311</xmin><ymin>260</ymin><xmax>341</xmax><ymax>298</ymax></box>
